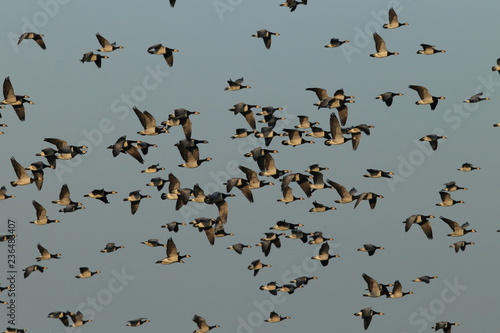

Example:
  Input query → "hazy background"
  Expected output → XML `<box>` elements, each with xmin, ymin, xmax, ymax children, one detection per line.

<box><xmin>1</xmin><ymin>0</ymin><xmax>499</xmax><ymax>332</ymax></box>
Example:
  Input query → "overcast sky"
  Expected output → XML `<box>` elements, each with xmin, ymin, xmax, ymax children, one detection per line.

<box><xmin>1</xmin><ymin>0</ymin><xmax>500</xmax><ymax>332</ymax></box>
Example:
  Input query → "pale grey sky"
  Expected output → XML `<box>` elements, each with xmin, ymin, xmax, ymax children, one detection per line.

<box><xmin>1</xmin><ymin>0</ymin><xmax>500</xmax><ymax>332</ymax></box>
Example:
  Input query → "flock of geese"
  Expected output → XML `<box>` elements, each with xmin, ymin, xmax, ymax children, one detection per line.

<box><xmin>0</xmin><ymin>1</ymin><xmax>497</xmax><ymax>333</ymax></box>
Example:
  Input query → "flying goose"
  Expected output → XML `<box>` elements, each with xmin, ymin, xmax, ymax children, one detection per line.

<box><xmin>256</xmin><ymin>152</ymin><xmax>291</xmax><ymax>178</ymax></box>
<box><xmin>420</xmin><ymin>134</ymin><xmax>447</xmax><ymax>151</ymax></box>
<box><xmin>214</xmin><ymin>223</ymin><xmax>234</xmax><ymax>238</ymax></box>
<box><xmin>204</xmin><ymin>192</ymin><xmax>235</xmax><ymax>223</ymax></box>
<box><xmin>141</xmin><ymin>239</ymin><xmax>166</xmax><ymax>247</ymax></box>
<box><xmin>96</xmin><ymin>33</ymin><xmax>123</xmax><ymax>52</ymax></box>
<box><xmin>281</xmin><ymin>173</ymin><xmax>312</xmax><ymax>197</ymax></box>
<box><xmin>305</xmin><ymin>164</ymin><xmax>329</xmax><ymax>173</ymax></box>
<box><xmin>0</xmin><ymin>234</ymin><xmax>16</xmax><ymax>242</ymax></box>
<box><xmin>309</xmin><ymin>201</ymin><xmax>336</xmax><ymax>212</ymax></box>
<box><xmin>147</xmin><ymin>44</ymin><xmax>179</xmax><ymax>67</ymax></box>
<box><xmin>409</xmin><ymin>85</ymin><xmax>445</xmax><ymax>110</ymax></box>
<box><xmin>256</xmin><ymin>106</ymin><xmax>283</xmax><ymax>116</ymax></box>
<box><xmin>160</xmin><ymin>173</ymin><xmax>191</xmax><ymax>210</ymax></box>
<box><xmin>441</xmin><ymin>181</ymin><xmax>467</xmax><ymax>192</ymax></box>
<box><xmin>107</xmin><ymin>135</ymin><xmax>144</xmax><ymax>164</ymax></box>
<box><xmin>354</xmin><ymin>192</ymin><xmax>384</xmax><ymax>209</ymax></box>
<box><xmin>450</xmin><ymin>241</ymin><xmax>474</xmax><ymax>253</ymax></box>
<box><xmin>192</xmin><ymin>315</ymin><xmax>220</xmax><ymax>333</ymax></box>
<box><xmin>84</xmin><ymin>189</ymin><xmax>117</xmax><ymax>204</ymax></box>
<box><xmin>324</xmin><ymin>37</ymin><xmax>349</xmax><ymax>48</ymax></box>
<box><xmin>362</xmin><ymin>273</ymin><xmax>389</xmax><ymax>297</ymax></box>
<box><xmin>417</xmin><ymin>44</ymin><xmax>445</xmax><ymax>55</ymax></box>
<box><xmin>439</xmin><ymin>216</ymin><xmax>476</xmax><ymax>236</ymax></box>
<box><xmin>127</xmin><ymin>318</ymin><xmax>150</xmax><ymax>327</ymax></box>
<box><xmin>156</xmin><ymin>238</ymin><xmax>190</xmax><ymax>264</ymax></box>
<box><xmin>259</xmin><ymin>281</ymin><xmax>279</xmax><ymax>295</ymax></box>
<box><xmin>10</xmin><ymin>157</ymin><xmax>34</xmax><ymax>187</ymax></box>
<box><xmin>1</xmin><ymin>77</ymin><xmax>33</xmax><ymax>121</ymax></box>
<box><xmin>30</xmin><ymin>200</ymin><xmax>59</xmax><ymax>225</ymax></box>
<box><xmin>23</xmin><ymin>265</ymin><xmax>48</xmax><ymax>278</ymax></box>
<box><xmin>295</xmin><ymin>115</ymin><xmax>319</xmax><ymax>129</ymax></box>
<box><xmin>80</xmin><ymin>51</ymin><xmax>109</xmax><ymax>68</ymax></box>
<box><xmin>375</xmin><ymin>92</ymin><xmax>403</xmax><ymax>106</ymax></box>
<box><xmin>141</xmin><ymin>163</ymin><xmax>165</xmax><ymax>174</ymax></box>
<box><xmin>123</xmin><ymin>190</ymin><xmax>151</xmax><ymax>214</ymax></box>
<box><xmin>25</xmin><ymin>161</ymin><xmax>51</xmax><ymax>190</ymax></box>
<box><xmin>383</xmin><ymin>7</ymin><xmax>408</xmax><ymax>28</ymax></box>
<box><xmin>277</xmin><ymin>186</ymin><xmax>304</xmax><ymax>204</ymax></box>
<box><xmin>357</xmin><ymin>244</ymin><xmax>384</xmax><ymax>256</ymax></box>
<box><xmin>463</xmin><ymin>92</ymin><xmax>490</xmax><ymax>103</ymax></box>
<box><xmin>258</xmin><ymin>114</ymin><xmax>286</xmax><ymax>128</ymax></box>
<box><xmin>48</xmin><ymin>311</ymin><xmax>73</xmax><ymax>327</ymax></box>
<box><xmin>403</xmin><ymin>215</ymin><xmax>435</xmax><ymax>240</ymax></box>
<box><xmin>354</xmin><ymin>307</ymin><xmax>384</xmax><ymax>330</ymax></box>
<box><xmin>311</xmin><ymin>242</ymin><xmax>339</xmax><ymax>266</ymax></box>
<box><xmin>252</xmin><ymin>29</ymin><xmax>280</xmax><ymax>49</ymax></box>
<box><xmin>457</xmin><ymin>162</ymin><xmax>480</xmax><ymax>172</ymax></box>
<box><xmin>265</xmin><ymin>311</ymin><xmax>290</xmax><ymax>323</ymax></box>
<box><xmin>327</xmin><ymin>179</ymin><xmax>357</xmax><ymax>203</ymax></box>
<box><xmin>255</xmin><ymin>126</ymin><xmax>285</xmax><ymax>146</ymax></box>
<box><xmin>238</xmin><ymin>165</ymin><xmax>274</xmax><ymax>190</ymax></box>
<box><xmin>133</xmin><ymin>106</ymin><xmax>167</xmax><ymax>135</ymax></box>
<box><xmin>231</xmin><ymin>128</ymin><xmax>257</xmax><ymax>139</ymax></box>
<box><xmin>324</xmin><ymin>113</ymin><xmax>353</xmax><ymax>146</ymax></box>
<box><xmin>247</xmin><ymin>259</ymin><xmax>271</xmax><ymax>276</ymax></box>
<box><xmin>281</xmin><ymin>128</ymin><xmax>314</xmax><ymax>146</ymax></box>
<box><xmin>286</xmin><ymin>230</ymin><xmax>310</xmax><ymax>243</ymax></box>
<box><xmin>0</xmin><ymin>186</ymin><xmax>14</xmax><ymax>200</ymax></box>
<box><xmin>75</xmin><ymin>267</ymin><xmax>101</xmax><ymax>279</ymax></box>
<box><xmin>176</xmin><ymin>139</ymin><xmax>212</xmax><ymax>168</ymax></box>
<box><xmin>52</xmin><ymin>184</ymin><xmax>82</xmax><ymax>206</ymax></box>
<box><xmin>290</xmin><ymin>276</ymin><xmax>318</xmax><ymax>287</ymax></box>
<box><xmin>226</xmin><ymin>243</ymin><xmax>251</xmax><ymax>255</ymax></box>
<box><xmin>68</xmin><ymin>311</ymin><xmax>92</xmax><ymax>327</ymax></box>
<box><xmin>190</xmin><ymin>217</ymin><xmax>217</xmax><ymax>245</ymax></box>
<box><xmin>492</xmin><ymin>58</ymin><xmax>500</xmax><ymax>73</ymax></box>
<box><xmin>17</xmin><ymin>32</ymin><xmax>46</xmax><ymax>49</ymax></box>
<box><xmin>59</xmin><ymin>204</ymin><xmax>86</xmax><ymax>213</ymax></box>
<box><xmin>370</xmin><ymin>32</ymin><xmax>399</xmax><ymax>58</ymax></box>
<box><xmin>387</xmin><ymin>280</ymin><xmax>413</xmax><ymax>298</ymax></box>
<box><xmin>432</xmin><ymin>321</ymin><xmax>459</xmax><ymax>333</ymax></box>
<box><xmin>161</xmin><ymin>221</ymin><xmax>186</xmax><ymax>233</ymax></box>
<box><xmin>229</xmin><ymin>103</ymin><xmax>260</xmax><ymax>129</ymax></box>
<box><xmin>36</xmin><ymin>243</ymin><xmax>61</xmax><ymax>261</ymax></box>
<box><xmin>270</xmin><ymin>220</ymin><xmax>304</xmax><ymax>230</ymax></box>
<box><xmin>134</xmin><ymin>141</ymin><xmax>157</xmax><ymax>155</ymax></box>
<box><xmin>308</xmin><ymin>231</ymin><xmax>333</xmax><ymax>244</ymax></box>
<box><xmin>280</xmin><ymin>0</ymin><xmax>307</xmax><ymax>12</ymax></box>
<box><xmin>225</xmin><ymin>77</ymin><xmax>250</xmax><ymax>91</ymax></box>
<box><xmin>164</xmin><ymin>108</ymin><xmax>200</xmax><ymax>140</ymax></box>
<box><xmin>190</xmin><ymin>184</ymin><xmax>206</xmax><ymax>203</ymax></box>
<box><xmin>364</xmin><ymin>169</ymin><xmax>394</xmax><ymax>178</ymax></box>
<box><xmin>436</xmin><ymin>192</ymin><xmax>464</xmax><ymax>206</ymax></box>
<box><xmin>413</xmin><ymin>276</ymin><xmax>438</xmax><ymax>284</ymax></box>
<box><xmin>100</xmin><ymin>243</ymin><xmax>124</xmax><ymax>253</ymax></box>
<box><xmin>306</xmin><ymin>87</ymin><xmax>353</xmax><ymax>124</ymax></box>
